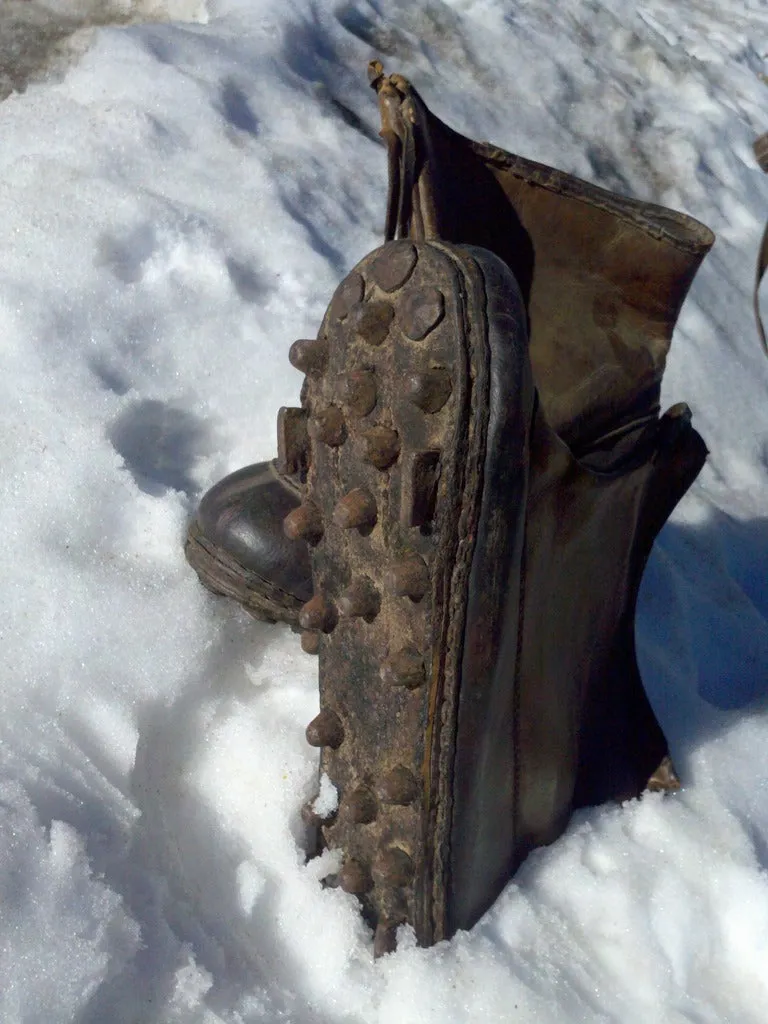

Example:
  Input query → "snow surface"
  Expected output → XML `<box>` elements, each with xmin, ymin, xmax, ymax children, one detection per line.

<box><xmin>2</xmin><ymin>0</ymin><xmax>768</xmax><ymax>1020</ymax></box>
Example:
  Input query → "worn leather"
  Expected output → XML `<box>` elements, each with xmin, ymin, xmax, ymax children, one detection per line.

<box><xmin>443</xmin><ymin>246</ymin><xmax>534</xmax><ymax>937</ymax></box>
<box><xmin>188</xmin><ymin>69</ymin><xmax>714</xmax><ymax>945</ymax></box>
<box><xmin>370</xmin><ymin>66</ymin><xmax>715</xmax><ymax>457</ymax></box>
<box><xmin>448</xmin><ymin>247</ymin><xmax>707</xmax><ymax>936</ymax></box>
<box><xmin>194</xmin><ymin>460</ymin><xmax>312</xmax><ymax>604</ymax></box>
<box><xmin>366</xmin><ymin>68</ymin><xmax>714</xmax><ymax>934</ymax></box>
<box><xmin>365</xmin><ymin>79</ymin><xmax>713</xmax><ymax>933</ymax></box>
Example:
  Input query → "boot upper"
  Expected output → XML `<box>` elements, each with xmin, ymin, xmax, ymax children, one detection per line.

<box><xmin>371</xmin><ymin>67</ymin><xmax>715</xmax><ymax>457</ymax></box>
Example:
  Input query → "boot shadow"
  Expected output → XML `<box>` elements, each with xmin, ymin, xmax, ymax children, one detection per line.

<box><xmin>638</xmin><ymin>510</ymin><xmax>768</xmax><ymax>767</ymax></box>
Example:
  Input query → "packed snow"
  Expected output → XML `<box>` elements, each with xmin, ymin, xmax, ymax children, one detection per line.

<box><xmin>2</xmin><ymin>0</ymin><xmax>768</xmax><ymax>1020</ymax></box>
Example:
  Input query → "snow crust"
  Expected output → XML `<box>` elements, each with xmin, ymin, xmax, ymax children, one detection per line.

<box><xmin>1</xmin><ymin>0</ymin><xmax>768</xmax><ymax>1020</ymax></box>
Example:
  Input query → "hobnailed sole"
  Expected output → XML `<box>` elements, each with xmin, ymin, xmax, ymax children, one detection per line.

<box><xmin>185</xmin><ymin>519</ymin><xmax>302</xmax><ymax>627</ymax></box>
<box><xmin>292</xmin><ymin>240</ymin><xmax>529</xmax><ymax>953</ymax></box>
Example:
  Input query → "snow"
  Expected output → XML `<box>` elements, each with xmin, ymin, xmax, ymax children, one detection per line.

<box><xmin>1</xmin><ymin>0</ymin><xmax>768</xmax><ymax>1020</ymax></box>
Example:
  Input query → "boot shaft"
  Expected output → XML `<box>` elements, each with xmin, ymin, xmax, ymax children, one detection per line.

<box><xmin>370</xmin><ymin>66</ymin><xmax>715</xmax><ymax>455</ymax></box>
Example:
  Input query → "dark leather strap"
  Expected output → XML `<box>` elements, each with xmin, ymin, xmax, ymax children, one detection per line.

<box><xmin>754</xmin><ymin>132</ymin><xmax>768</xmax><ymax>356</ymax></box>
<box><xmin>370</xmin><ymin>60</ymin><xmax>417</xmax><ymax>241</ymax></box>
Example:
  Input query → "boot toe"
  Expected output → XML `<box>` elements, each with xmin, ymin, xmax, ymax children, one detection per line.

<box><xmin>186</xmin><ymin>460</ymin><xmax>312</xmax><ymax>625</ymax></box>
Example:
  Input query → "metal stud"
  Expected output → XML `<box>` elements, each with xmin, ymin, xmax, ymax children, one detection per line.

<box><xmin>300</xmin><ymin>630</ymin><xmax>321</xmax><ymax>655</ymax></box>
<box><xmin>332</xmin><ymin>488</ymin><xmax>377</xmax><ymax>532</ymax></box>
<box><xmin>376</xmin><ymin>766</ymin><xmax>418</xmax><ymax>806</ymax></box>
<box><xmin>348</xmin><ymin>300</ymin><xmax>395</xmax><ymax>346</ymax></box>
<box><xmin>385</xmin><ymin>553</ymin><xmax>429</xmax><ymax>601</ymax></box>
<box><xmin>399</xmin><ymin>287</ymin><xmax>445</xmax><ymax>340</ymax></box>
<box><xmin>283</xmin><ymin>502</ymin><xmax>323</xmax><ymax>545</ymax></box>
<box><xmin>362</xmin><ymin>426</ymin><xmax>400</xmax><ymax>470</ymax></box>
<box><xmin>305</xmin><ymin>708</ymin><xmax>344</xmax><ymax>749</ymax></box>
<box><xmin>329</xmin><ymin>271</ymin><xmax>365</xmax><ymax>321</ymax></box>
<box><xmin>299</xmin><ymin>594</ymin><xmax>338</xmax><ymax>634</ymax></box>
<box><xmin>406</xmin><ymin>368</ymin><xmax>452</xmax><ymax>413</ymax></box>
<box><xmin>288</xmin><ymin>336</ymin><xmax>328</xmax><ymax>376</ymax></box>
<box><xmin>369</xmin><ymin>242</ymin><xmax>418</xmax><ymax>293</ymax></box>
<box><xmin>338</xmin><ymin>577</ymin><xmax>380</xmax><ymax>622</ymax></box>
<box><xmin>373</xmin><ymin>847</ymin><xmax>414</xmax><ymax>887</ymax></box>
<box><xmin>342</xmin><ymin>369</ymin><xmax>377</xmax><ymax>417</ymax></box>
<box><xmin>339</xmin><ymin>858</ymin><xmax>373</xmax><ymax>895</ymax></box>
<box><xmin>380</xmin><ymin>648</ymin><xmax>426</xmax><ymax>690</ymax></box>
<box><xmin>309</xmin><ymin>406</ymin><xmax>347</xmax><ymax>447</ymax></box>
<box><xmin>341</xmin><ymin>786</ymin><xmax>378</xmax><ymax>824</ymax></box>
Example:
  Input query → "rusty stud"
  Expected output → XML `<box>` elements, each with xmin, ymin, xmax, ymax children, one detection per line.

<box><xmin>299</xmin><ymin>594</ymin><xmax>338</xmax><ymax>634</ymax></box>
<box><xmin>406</xmin><ymin>368</ymin><xmax>453</xmax><ymax>413</ymax></box>
<box><xmin>342</xmin><ymin>369</ymin><xmax>377</xmax><ymax>417</ymax></box>
<box><xmin>332</xmin><ymin>488</ymin><xmax>377</xmax><ymax>532</ymax></box>
<box><xmin>339</xmin><ymin>858</ymin><xmax>373</xmax><ymax>895</ymax></box>
<box><xmin>338</xmin><ymin>577</ymin><xmax>380</xmax><ymax>622</ymax></box>
<box><xmin>342</xmin><ymin>786</ymin><xmax>378</xmax><ymax>824</ymax></box>
<box><xmin>373</xmin><ymin>847</ymin><xmax>414</xmax><ymax>887</ymax></box>
<box><xmin>283</xmin><ymin>502</ymin><xmax>323</xmax><ymax>545</ymax></box>
<box><xmin>288</xmin><ymin>336</ymin><xmax>328</xmax><ymax>376</ymax></box>
<box><xmin>380</xmin><ymin>648</ymin><xmax>426</xmax><ymax>690</ymax></box>
<box><xmin>329</xmin><ymin>271</ymin><xmax>365</xmax><ymax>321</ymax></box>
<box><xmin>309</xmin><ymin>406</ymin><xmax>347</xmax><ymax>447</ymax></box>
<box><xmin>348</xmin><ymin>300</ymin><xmax>395</xmax><ymax>346</ymax></box>
<box><xmin>305</xmin><ymin>708</ymin><xmax>344</xmax><ymax>749</ymax></box>
<box><xmin>399</xmin><ymin>287</ymin><xmax>445</xmax><ymax>340</ymax></box>
<box><xmin>376</xmin><ymin>766</ymin><xmax>418</xmax><ymax>806</ymax></box>
<box><xmin>385</xmin><ymin>553</ymin><xmax>429</xmax><ymax>601</ymax></box>
<box><xmin>300</xmin><ymin>630</ymin><xmax>321</xmax><ymax>655</ymax></box>
<box><xmin>369</xmin><ymin>242</ymin><xmax>418</xmax><ymax>293</ymax></box>
<box><xmin>362</xmin><ymin>426</ymin><xmax>400</xmax><ymax>470</ymax></box>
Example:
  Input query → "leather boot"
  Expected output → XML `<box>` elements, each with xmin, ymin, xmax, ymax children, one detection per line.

<box><xmin>185</xmin><ymin>68</ymin><xmax>714</xmax><ymax>951</ymax></box>
<box><xmin>294</xmin><ymin>237</ymin><xmax>707</xmax><ymax>954</ymax></box>
<box><xmin>185</xmin><ymin>459</ymin><xmax>311</xmax><ymax>626</ymax></box>
<box><xmin>289</xmin><ymin>70</ymin><xmax>715</xmax><ymax>953</ymax></box>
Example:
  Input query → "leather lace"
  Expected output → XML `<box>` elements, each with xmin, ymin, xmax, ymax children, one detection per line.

<box><xmin>369</xmin><ymin>61</ymin><xmax>423</xmax><ymax>242</ymax></box>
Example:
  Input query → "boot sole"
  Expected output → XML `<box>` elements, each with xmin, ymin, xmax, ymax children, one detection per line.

<box><xmin>294</xmin><ymin>241</ymin><xmax>534</xmax><ymax>952</ymax></box>
<box><xmin>185</xmin><ymin>519</ymin><xmax>302</xmax><ymax>627</ymax></box>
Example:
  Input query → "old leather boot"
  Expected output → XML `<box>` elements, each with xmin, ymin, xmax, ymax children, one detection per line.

<box><xmin>185</xmin><ymin>459</ymin><xmax>311</xmax><ymax>626</ymax></box>
<box><xmin>294</xmin><ymin>238</ymin><xmax>708</xmax><ymax>953</ymax></box>
<box><xmin>290</xmin><ymin>69</ymin><xmax>715</xmax><ymax>953</ymax></box>
<box><xmin>185</xmin><ymin>66</ymin><xmax>714</xmax><ymax>951</ymax></box>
